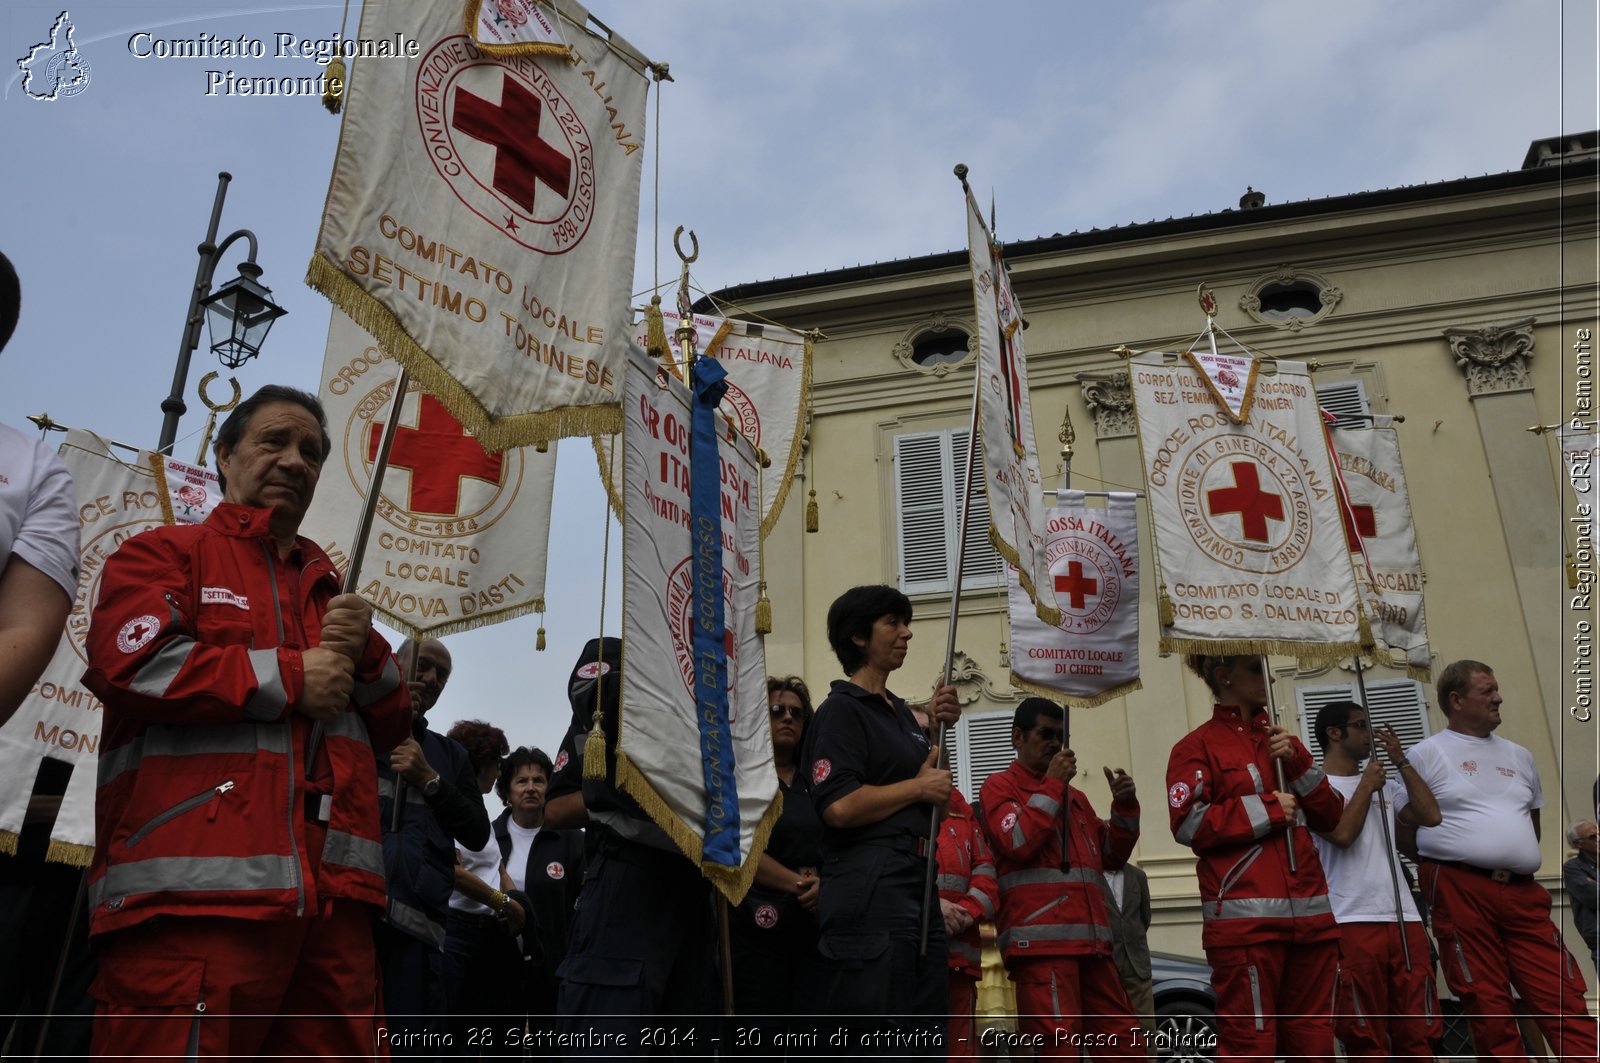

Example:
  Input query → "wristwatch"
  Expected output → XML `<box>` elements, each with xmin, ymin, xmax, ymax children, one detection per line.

<box><xmin>421</xmin><ymin>774</ymin><xmax>442</xmax><ymax>798</ymax></box>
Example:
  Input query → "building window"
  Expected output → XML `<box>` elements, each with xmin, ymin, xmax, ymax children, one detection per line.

<box><xmin>1240</xmin><ymin>266</ymin><xmax>1342</xmax><ymax>332</ymax></box>
<box><xmin>1317</xmin><ymin>380</ymin><xmax>1371</xmax><ymax>426</ymax></box>
<box><xmin>1294</xmin><ymin>677</ymin><xmax>1432</xmax><ymax>759</ymax></box>
<box><xmin>892</xmin><ymin>313</ymin><xmax>975</xmax><ymax>377</ymax></box>
<box><xmin>954</xmin><ymin>710</ymin><xmax>1017</xmax><ymax>797</ymax></box>
<box><xmin>894</xmin><ymin>427</ymin><xmax>1006</xmax><ymax>596</ymax></box>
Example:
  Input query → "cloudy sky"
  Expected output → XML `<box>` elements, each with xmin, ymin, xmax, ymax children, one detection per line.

<box><xmin>2</xmin><ymin>1</ymin><xmax>1594</xmax><ymax>803</ymax></box>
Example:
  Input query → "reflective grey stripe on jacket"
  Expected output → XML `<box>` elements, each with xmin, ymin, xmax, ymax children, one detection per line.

<box><xmin>950</xmin><ymin>938</ymin><xmax>983</xmax><ymax>966</ymax></box>
<box><xmin>1241</xmin><ymin>794</ymin><xmax>1272</xmax><ymax>839</ymax></box>
<box><xmin>98</xmin><ymin>722</ymin><xmax>290</xmax><ymax>788</ymax></box>
<box><xmin>1289</xmin><ymin>765</ymin><xmax>1328</xmax><ymax>796</ymax></box>
<box><xmin>377</xmin><ymin>777</ymin><xmax>428</xmax><ymax>805</ymax></box>
<box><xmin>998</xmin><ymin>866</ymin><xmax>1104</xmax><ymax>892</ymax></box>
<box><xmin>89</xmin><ymin>853</ymin><xmax>299</xmax><ymax>910</ymax></box>
<box><xmin>387</xmin><ymin>896</ymin><xmax>447</xmax><ymax>949</ymax></box>
<box><xmin>1174</xmin><ymin>783</ymin><xmax>1209</xmax><ymax>845</ymax></box>
<box><xmin>243</xmin><ymin>648</ymin><xmax>286</xmax><ymax>720</ymax></box>
<box><xmin>1245</xmin><ymin>763</ymin><xmax>1265</xmax><ymax>793</ymax></box>
<box><xmin>129</xmin><ymin>639</ymin><xmax>197</xmax><ymax>698</ymax></box>
<box><xmin>1026</xmin><ymin>792</ymin><xmax>1060</xmax><ymax>817</ymax></box>
<box><xmin>1202</xmin><ymin>894</ymin><xmax>1333</xmax><ymax>922</ymax></box>
<box><xmin>998</xmin><ymin>922</ymin><xmax>1113</xmax><ymax>951</ymax></box>
<box><xmin>1110</xmin><ymin>811</ymin><xmax>1139</xmax><ymax>833</ymax></box>
<box><xmin>937</xmin><ymin>873</ymin><xmax>968</xmax><ymax>893</ymax></box>
<box><xmin>353</xmin><ymin>654</ymin><xmax>403</xmax><ymax>708</ymax></box>
<box><xmin>322</xmin><ymin>829</ymin><xmax>385</xmax><ymax>879</ymax></box>
<box><xmin>324</xmin><ymin>710</ymin><xmax>372</xmax><ymax>745</ymax></box>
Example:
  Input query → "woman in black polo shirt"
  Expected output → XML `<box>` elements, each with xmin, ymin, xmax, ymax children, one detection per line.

<box><xmin>801</xmin><ymin>585</ymin><xmax>960</xmax><ymax>1044</ymax></box>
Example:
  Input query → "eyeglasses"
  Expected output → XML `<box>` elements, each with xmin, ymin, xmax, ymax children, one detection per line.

<box><xmin>769</xmin><ymin>703</ymin><xmax>804</xmax><ymax>720</ymax></box>
<box><xmin>1343</xmin><ymin>720</ymin><xmax>1370</xmax><ymax>731</ymax></box>
<box><xmin>1031</xmin><ymin>727</ymin><xmax>1065</xmax><ymax>742</ymax></box>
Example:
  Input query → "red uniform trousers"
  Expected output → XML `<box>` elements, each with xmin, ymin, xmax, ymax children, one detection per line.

<box><xmin>92</xmin><ymin>819</ymin><xmax>385</xmax><ymax>1061</ymax></box>
<box><xmin>1423</xmin><ymin>862</ymin><xmax>1597</xmax><ymax>1060</ymax></box>
<box><xmin>1334</xmin><ymin>921</ymin><xmax>1440</xmax><ymax>1059</ymax></box>
<box><xmin>948</xmin><ymin>973</ymin><xmax>977</xmax><ymax>1061</ymax></box>
<box><xmin>1011</xmin><ymin>956</ymin><xmax>1149</xmax><ymax>1060</ymax></box>
<box><xmin>1206</xmin><ymin>937</ymin><xmax>1338</xmax><ymax>1063</ymax></box>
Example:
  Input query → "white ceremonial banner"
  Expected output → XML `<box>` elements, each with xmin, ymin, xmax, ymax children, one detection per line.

<box><xmin>468</xmin><ymin>0</ymin><xmax>569</xmax><ymax>55</ymax></box>
<box><xmin>1185</xmin><ymin>348</ymin><xmax>1259</xmax><ymax>423</ymax></box>
<box><xmin>609</xmin><ymin>308</ymin><xmax>810</xmax><ymax>535</ymax></box>
<box><xmin>966</xmin><ymin>190</ymin><xmax>1059</xmax><ymax>626</ymax></box>
<box><xmin>1330</xmin><ymin>420</ymin><xmax>1432</xmax><ymax>679</ymax></box>
<box><xmin>1131</xmin><ymin>352</ymin><xmax>1364</xmax><ymax>658</ymax></box>
<box><xmin>302</xmin><ymin>311</ymin><xmax>557</xmax><ymax>638</ymax></box>
<box><xmin>0</xmin><ymin>431</ymin><xmax>170</xmax><ymax>865</ymax></box>
<box><xmin>309</xmin><ymin>0</ymin><xmax>655</xmax><ymax>451</ymax></box>
<box><xmin>1008</xmin><ymin>492</ymin><xmax>1141</xmax><ymax>706</ymax></box>
<box><xmin>619</xmin><ymin>345</ymin><xmax>774</xmax><ymax>903</ymax></box>
<box><xmin>154</xmin><ymin>455</ymin><xmax>221</xmax><ymax>525</ymax></box>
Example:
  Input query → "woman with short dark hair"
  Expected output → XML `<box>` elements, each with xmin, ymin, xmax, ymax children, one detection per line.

<box><xmin>799</xmin><ymin>585</ymin><xmax>960</xmax><ymax>1047</ymax></box>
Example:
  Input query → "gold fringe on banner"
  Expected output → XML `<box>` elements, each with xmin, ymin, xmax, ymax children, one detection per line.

<box><xmin>1008</xmin><ymin>673</ymin><xmax>1143</xmax><ymax>709</ymax></box>
<box><xmin>760</xmin><ymin>332</ymin><xmax>813</xmax><ymax>539</ymax></box>
<box><xmin>306</xmin><ymin>254</ymin><xmax>622</xmax><ymax>452</ymax></box>
<box><xmin>322</xmin><ymin>56</ymin><xmax>346</xmax><ymax>112</ymax></box>
<box><xmin>615</xmin><ymin>752</ymin><xmax>781</xmax><ymax>907</ymax></box>
<box><xmin>1158</xmin><ymin>636</ymin><xmax>1365</xmax><ymax>660</ymax></box>
<box><xmin>45</xmin><ymin>840</ymin><xmax>93</xmax><ymax>868</ymax></box>
<box><xmin>462</xmin><ymin>0</ymin><xmax>576</xmax><ymax>59</ymax></box>
<box><xmin>378</xmin><ymin>597</ymin><xmax>547</xmax><ymax>642</ymax></box>
<box><xmin>591</xmin><ymin>434</ymin><xmax>626</xmax><ymax>519</ymax></box>
<box><xmin>989</xmin><ymin>525</ymin><xmax>1063</xmax><ymax>628</ymax></box>
<box><xmin>0</xmin><ymin>831</ymin><xmax>16</xmax><ymax>857</ymax></box>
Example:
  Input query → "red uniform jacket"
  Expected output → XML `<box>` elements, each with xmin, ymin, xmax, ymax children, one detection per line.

<box><xmin>937</xmin><ymin>789</ymin><xmax>998</xmax><ymax>979</ymax></box>
<box><xmin>980</xmin><ymin>759</ymin><xmax>1139</xmax><ymax>966</ymax></box>
<box><xmin>1166</xmin><ymin>705</ymin><xmax>1343</xmax><ymax>949</ymax></box>
<box><xmin>82</xmin><ymin>503</ymin><xmax>410</xmax><ymax>936</ymax></box>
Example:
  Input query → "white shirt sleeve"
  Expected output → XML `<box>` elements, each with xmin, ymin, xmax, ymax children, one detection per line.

<box><xmin>0</xmin><ymin>426</ymin><xmax>79</xmax><ymax>598</ymax></box>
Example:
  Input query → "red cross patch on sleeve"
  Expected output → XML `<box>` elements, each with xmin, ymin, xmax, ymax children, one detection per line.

<box><xmin>1168</xmin><ymin>780</ymin><xmax>1192</xmax><ymax>808</ymax></box>
<box><xmin>116</xmin><ymin>615</ymin><xmax>161</xmax><ymax>654</ymax></box>
<box><xmin>812</xmin><ymin>758</ymin><xmax>832</xmax><ymax>785</ymax></box>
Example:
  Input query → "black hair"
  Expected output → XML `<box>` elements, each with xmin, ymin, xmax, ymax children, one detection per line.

<box><xmin>826</xmin><ymin>585</ymin><xmax>912</xmax><ymax>675</ymax></box>
<box><xmin>1013</xmin><ymin>696</ymin><xmax>1065</xmax><ymax>734</ymax></box>
<box><xmin>0</xmin><ymin>251</ymin><xmax>19</xmax><ymax>353</ymax></box>
<box><xmin>213</xmin><ymin>384</ymin><xmax>331</xmax><ymax>492</ymax></box>
<box><xmin>495</xmin><ymin>746</ymin><xmax>555</xmax><ymax>804</ymax></box>
<box><xmin>1312</xmin><ymin>700</ymin><xmax>1365</xmax><ymax>753</ymax></box>
<box><xmin>767</xmin><ymin>675</ymin><xmax>815</xmax><ymax>731</ymax></box>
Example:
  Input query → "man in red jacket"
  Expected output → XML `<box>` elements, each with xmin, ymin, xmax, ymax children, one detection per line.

<box><xmin>1167</xmin><ymin>655</ymin><xmax>1344</xmax><ymax>1063</ymax></box>
<box><xmin>83</xmin><ymin>385</ymin><xmax>411</xmax><ymax>1060</ymax></box>
<box><xmin>980</xmin><ymin>696</ymin><xmax>1145</xmax><ymax>1058</ymax></box>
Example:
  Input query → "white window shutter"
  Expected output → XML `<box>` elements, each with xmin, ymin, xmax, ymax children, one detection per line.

<box><xmin>1316</xmin><ymin>380</ymin><xmax>1371</xmax><ymax>426</ymax></box>
<box><xmin>1296</xmin><ymin>678</ymin><xmax>1431</xmax><ymax>759</ymax></box>
<box><xmin>955</xmin><ymin>709</ymin><xmax>1017</xmax><ymax>801</ymax></box>
<box><xmin>896</xmin><ymin>433</ymin><xmax>951</xmax><ymax>594</ymax></box>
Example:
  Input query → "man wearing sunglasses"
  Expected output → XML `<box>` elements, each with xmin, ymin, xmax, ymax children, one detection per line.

<box><xmin>1310</xmin><ymin>700</ymin><xmax>1440</xmax><ymax>1058</ymax></box>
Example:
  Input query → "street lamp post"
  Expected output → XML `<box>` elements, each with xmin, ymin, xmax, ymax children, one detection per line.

<box><xmin>157</xmin><ymin>171</ymin><xmax>287</xmax><ymax>454</ymax></box>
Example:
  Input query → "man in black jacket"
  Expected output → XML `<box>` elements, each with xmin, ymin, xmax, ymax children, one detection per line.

<box><xmin>376</xmin><ymin>637</ymin><xmax>490</xmax><ymax>1054</ymax></box>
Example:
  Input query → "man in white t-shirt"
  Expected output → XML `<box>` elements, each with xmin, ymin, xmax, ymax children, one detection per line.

<box><xmin>1408</xmin><ymin>660</ymin><xmax>1597</xmax><ymax>1059</ymax></box>
<box><xmin>1311</xmin><ymin>700</ymin><xmax>1441</xmax><ymax>1058</ymax></box>
<box><xmin>0</xmin><ymin>250</ymin><xmax>77</xmax><ymax>726</ymax></box>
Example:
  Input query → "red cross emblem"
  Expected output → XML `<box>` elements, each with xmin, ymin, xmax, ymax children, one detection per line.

<box><xmin>1053</xmin><ymin>560</ymin><xmax>1100</xmax><ymax>610</ymax></box>
<box><xmin>367</xmin><ymin>394</ymin><xmax>506</xmax><ymax>516</ymax></box>
<box><xmin>1207</xmin><ymin>462</ymin><xmax>1285</xmax><ymax>543</ymax></box>
<box><xmin>1340</xmin><ymin>501</ymin><xmax>1376</xmax><ymax>551</ymax></box>
<box><xmin>452</xmin><ymin>73</ymin><xmax>571</xmax><ymax>214</ymax></box>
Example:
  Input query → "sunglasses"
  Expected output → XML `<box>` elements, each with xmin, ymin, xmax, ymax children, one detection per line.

<box><xmin>1343</xmin><ymin>720</ymin><xmax>1370</xmax><ymax>731</ymax></box>
<box><xmin>769</xmin><ymin>703</ymin><xmax>804</xmax><ymax>720</ymax></box>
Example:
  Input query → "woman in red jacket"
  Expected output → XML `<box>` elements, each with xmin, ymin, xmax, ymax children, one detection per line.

<box><xmin>1166</xmin><ymin>655</ymin><xmax>1344</xmax><ymax>1063</ymax></box>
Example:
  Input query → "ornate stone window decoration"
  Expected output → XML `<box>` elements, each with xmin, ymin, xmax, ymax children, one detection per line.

<box><xmin>1239</xmin><ymin>266</ymin><xmax>1343</xmax><ymax>331</ymax></box>
<box><xmin>939</xmin><ymin>649</ymin><xmax>1019</xmax><ymax>708</ymax></box>
<box><xmin>1442</xmin><ymin>317</ymin><xmax>1536</xmax><ymax>397</ymax></box>
<box><xmin>1077</xmin><ymin>369</ymin><xmax>1134</xmax><ymax>440</ymax></box>
<box><xmin>892</xmin><ymin>313</ymin><xmax>975</xmax><ymax>376</ymax></box>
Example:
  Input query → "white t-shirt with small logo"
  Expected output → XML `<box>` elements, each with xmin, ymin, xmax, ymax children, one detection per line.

<box><xmin>1313</xmin><ymin>773</ymin><xmax>1422</xmax><ymax>922</ymax></box>
<box><xmin>506</xmin><ymin>819</ymin><xmax>541</xmax><ymax>893</ymax></box>
<box><xmin>1409</xmin><ymin>728</ymin><xmax>1543</xmax><ymax>874</ymax></box>
<box><xmin>0</xmin><ymin>423</ymin><xmax>78</xmax><ymax>597</ymax></box>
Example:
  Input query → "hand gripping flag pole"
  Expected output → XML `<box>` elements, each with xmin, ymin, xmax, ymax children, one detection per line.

<box><xmin>309</xmin><ymin>365</ymin><xmax>410</xmax><ymax>768</ymax></box>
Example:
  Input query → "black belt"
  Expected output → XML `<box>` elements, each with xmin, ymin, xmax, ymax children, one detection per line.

<box><xmin>858</xmin><ymin>833</ymin><xmax>929</xmax><ymax>858</ymax></box>
<box><xmin>447</xmin><ymin>909</ymin><xmax>501</xmax><ymax>931</ymax></box>
<box><xmin>304</xmin><ymin>791</ymin><xmax>331</xmax><ymax>823</ymax></box>
<box><xmin>1435</xmin><ymin>859</ymin><xmax>1533</xmax><ymax>885</ymax></box>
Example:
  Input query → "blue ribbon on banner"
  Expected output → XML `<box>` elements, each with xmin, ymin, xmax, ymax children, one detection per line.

<box><xmin>689</xmin><ymin>357</ymin><xmax>739</xmax><ymax>867</ymax></box>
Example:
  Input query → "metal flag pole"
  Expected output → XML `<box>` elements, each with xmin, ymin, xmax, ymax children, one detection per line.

<box><xmin>1057</xmin><ymin>407</ymin><xmax>1073</xmax><ymax>872</ymax></box>
<box><xmin>390</xmin><ymin>647</ymin><xmax>421</xmax><ymax>833</ymax></box>
<box><xmin>920</xmin><ymin>357</ymin><xmax>983</xmax><ymax>958</ymax></box>
<box><xmin>1258</xmin><ymin>655</ymin><xmax>1297</xmax><ymax>872</ymax></box>
<box><xmin>309</xmin><ymin>365</ymin><xmax>410</xmax><ymax>767</ymax></box>
<box><xmin>1352</xmin><ymin>654</ymin><xmax>1413</xmax><ymax>969</ymax></box>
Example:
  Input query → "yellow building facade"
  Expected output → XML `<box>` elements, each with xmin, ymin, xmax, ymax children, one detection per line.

<box><xmin>712</xmin><ymin>135</ymin><xmax>1599</xmax><ymax>965</ymax></box>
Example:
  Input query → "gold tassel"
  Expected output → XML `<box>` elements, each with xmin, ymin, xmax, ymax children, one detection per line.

<box><xmin>646</xmin><ymin>295</ymin><xmax>669</xmax><ymax>360</ymax></box>
<box><xmin>1158</xmin><ymin>586</ymin><xmax>1175</xmax><ymax>627</ymax></box>
<box><xmin>583</xmin><ymin>715</ymin><xmax>607</xmax><ymax>780</ymax></box>
<box><xmin>536</xmin><ymin>626</ymin><xmax>547</xmax><ymax>651</ymax></box>
<box><xmin>756</xmin><ymin>585</ymin><xmax>773</xmax><ymax>635</ymax></box>
<box><xmin>1569</xmin><ymin>554</ymin><xmax>1580</xmax><ymax>590</ymax></box>
<box><xmin>535</xmin><ymin>596</ymin><xmax>546</xmax><ymax>650</ymax></box>
<box><xmin>806</xmin><ymin>488</ymin><xmax>819</xmax><ymax>533</ymax></box>
<box><xmin>322</xmin><ymin>56</ymin><xmax>345</xmax><ymax>113</ymax></box>
<box><xmin>1358</xmin><ymin>613</ymin><xmax>1375</xmax><ymax>650</ymax></box>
